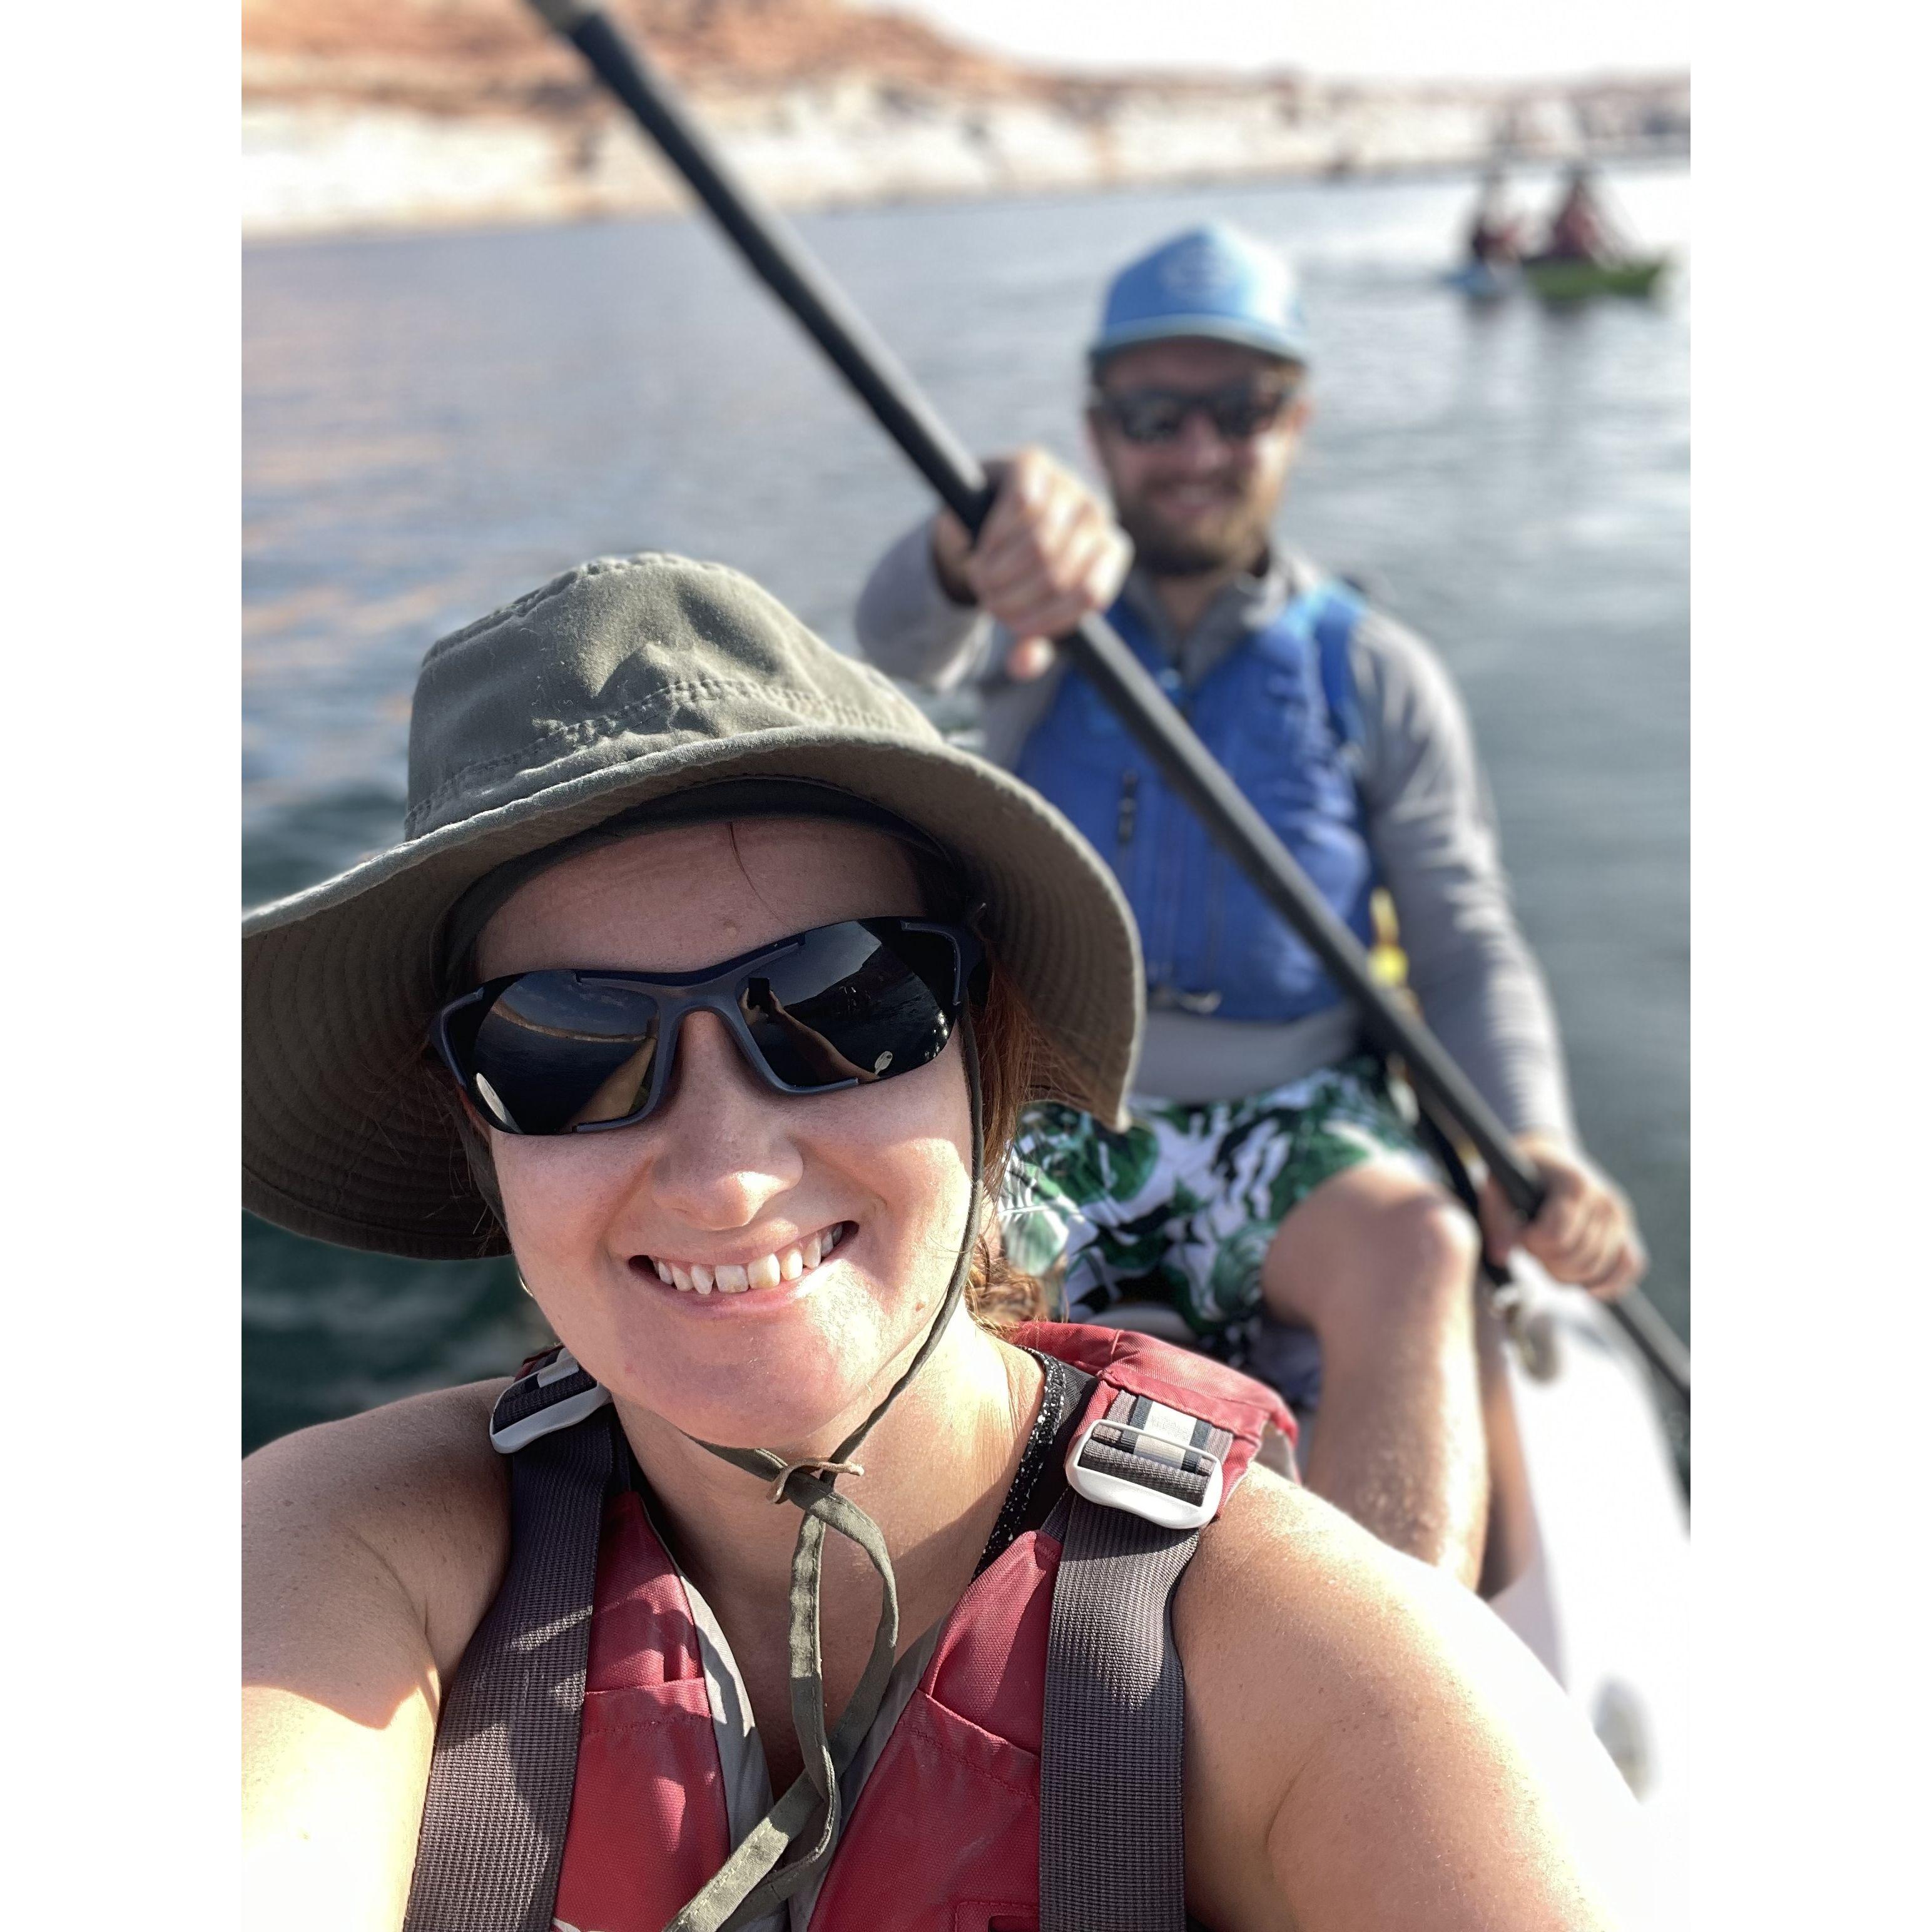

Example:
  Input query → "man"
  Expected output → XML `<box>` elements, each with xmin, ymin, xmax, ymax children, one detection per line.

<box><xmin>1537</xmin><ymin>164</ymin><xmax>1624</xmax><ymax>265</ymax></box>
<box><xmin>853</xmin><ymin>223</ymin><xmax>1644</xmax><ymax>1584</ymax></box>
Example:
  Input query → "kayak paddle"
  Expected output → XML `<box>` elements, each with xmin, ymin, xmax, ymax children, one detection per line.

<box><xmin>517</xmin><ymin>0</ymin><xmax>1690</xmax><ymax>1411</ymax></box>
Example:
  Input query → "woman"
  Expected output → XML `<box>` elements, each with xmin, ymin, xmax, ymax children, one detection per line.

<box><xmin>243</xmin><ymin>554</ymin><xmax>1651</xmax><ymax>1930</ymax></box>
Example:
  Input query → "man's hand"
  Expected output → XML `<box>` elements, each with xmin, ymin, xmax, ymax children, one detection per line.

<box><xmin>1478</xmin><ymin>1131</ymin><xmax>1647</xmax><ymax>1299</ymax></box>
<box><xmin>930</xmin><ymin>447</ymin><xmax>1131</xmax><ymax>679</ymax></box>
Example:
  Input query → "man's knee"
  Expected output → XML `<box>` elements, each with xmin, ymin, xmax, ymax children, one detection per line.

<box><xmin>1268</xmin><ymin>1166</ymin><xmax>1480</xmax><ymax>1342</ymax></box>
<box><xmin>1366</xmin><ymin>1184</ymin><xmax>1482</xmax><ymax>1303</ymax></box>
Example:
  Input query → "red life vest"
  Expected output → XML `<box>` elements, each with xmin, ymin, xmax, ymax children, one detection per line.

<box><xmin>549</xmin><ymin>1321</ymin><xmax>1294</xmax><ymax>1932</ymax></box>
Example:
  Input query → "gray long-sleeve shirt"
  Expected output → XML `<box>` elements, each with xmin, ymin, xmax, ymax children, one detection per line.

<box><xmin>855</xmin><ymin>518</ymin><xmax>1575</xmax><ymax>1137</ymax></box>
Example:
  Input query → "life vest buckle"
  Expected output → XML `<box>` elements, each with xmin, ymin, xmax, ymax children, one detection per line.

<box><xmin>489</xmin><ymin>1345</ymin><xmax>614</xmax><ymax>1455</ymax></box>
<box><xmin>1065</xmin><ymin>1415</ymin><xmax>1224</xmax><ymax>1532</ymax></box>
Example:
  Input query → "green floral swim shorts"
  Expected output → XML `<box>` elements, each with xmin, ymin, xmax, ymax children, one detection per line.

<box><xmin>1000</xmin><ymin>1052</ymin><xmax>1428</xmax><ymax>1345</ymax></box>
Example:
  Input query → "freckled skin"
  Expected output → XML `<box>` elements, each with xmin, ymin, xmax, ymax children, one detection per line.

<box><xmin>477</xmin><ymin>818</ymin><xmax>975</xmax><ymax>1460</ymax></box>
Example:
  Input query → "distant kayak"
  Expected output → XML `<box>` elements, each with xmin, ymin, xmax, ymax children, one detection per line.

<box><xmin>1523</xmin><ymin>255</ymin><xmax>1670</xmax><ymax>302</ymax></box>
<box><xmin>1443</xmin><ymin>260</ymin><xmax>1516</xmax><ymax>301</ymax></box>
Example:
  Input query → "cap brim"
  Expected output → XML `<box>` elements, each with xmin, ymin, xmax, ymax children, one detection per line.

<box><xmin>244</xmin><ymin>726</ymin><xmax>1143</xmax><ymax>1259</ymax></box>
<box><xmin>1087</xmin><ymin>317</ymin><xmax>1310</xmax><ymax>368</ymax></box>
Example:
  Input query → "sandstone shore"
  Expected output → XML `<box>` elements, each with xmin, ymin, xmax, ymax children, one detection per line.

<box><xmin>242</xmin><ymin>0</ymin><xmax>1689</xmax><ymax>238</ymax></box>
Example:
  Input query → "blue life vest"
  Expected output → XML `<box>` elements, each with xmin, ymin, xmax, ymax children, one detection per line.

<box><xmin>1014</xmin><ymin>581</ymin><xmax>1375</xmax><ymax>1022</ymax></box>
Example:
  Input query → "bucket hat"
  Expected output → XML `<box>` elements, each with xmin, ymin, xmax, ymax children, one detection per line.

<box><xmin>242</xmin><ymin>552</ymin><xmax>1142</xmax><ymax>1259</ymax></box>
<box><xmin>1088</xmin><ymin>221</ymin><xmax>1311</xmax><ymax>369</ymax></box>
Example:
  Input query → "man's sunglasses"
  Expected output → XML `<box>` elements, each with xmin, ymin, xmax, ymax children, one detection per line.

<box><xmin>430</xmin><ymin>918</ymin><xmax>984</xmax><ymax>1137</ymax></box>
<box><xmin>1091</xmin><ymin>378</ymin><xmax>1299</xmax><ymax>446</ymax></box>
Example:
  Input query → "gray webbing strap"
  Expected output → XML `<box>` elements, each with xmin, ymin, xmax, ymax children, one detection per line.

<box><xmin>402</xmin><ymin>1375</ymin><xmax>619</xmax><ymax>1932</ymax></box>
<box><xmin>1039</xmin><ymin>1393</ymin><xmax>1234</xmax><ymax>1932</ymax></box>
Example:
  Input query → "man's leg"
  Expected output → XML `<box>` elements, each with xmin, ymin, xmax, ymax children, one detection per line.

<box><xmin>1263</xmin><ymin>1158</ymin><xmax>1488</xmax><ymax>1585</ymax></box>
<box><xmin>1008</xmin><ymin>1082</ymin><xmax>1490</xmax><ymax>1585</ymax></box>
<box><xmin>1002</xmin><ymin>1102</ymin><xmax>1182</xmax><ymax>1313</ymax></box>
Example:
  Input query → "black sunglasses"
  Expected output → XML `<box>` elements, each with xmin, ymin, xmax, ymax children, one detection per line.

<box><xmin>1091</xmin><ymin>377</ymin><xmax>1298</xmax><ymax>446</ymax></box>
<box><xmin>430</xmin><ymin>918</ymin><xmax>985</xmax><ymax>1137</ymax></box>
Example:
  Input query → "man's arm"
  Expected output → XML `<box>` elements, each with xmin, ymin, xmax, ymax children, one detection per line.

<box><xmin>1179</xmin><ymin>1469</ymin><xmax>1657</xmax><ymax>1929</ymax></box>
<box><xmin>1353</xmin><ymin>610</ymin><xmax>1573</xmax><ymax>1139</ymax></box>
<box><xmin>1353</xmin><ymin>613</ymin><xmax>1645</xmax><ymax>1293</ymax></box>
<box><xmin>852</xmin><ymin>514</ymin><xmax>999</xmax><ymax>691</ymax></box>
<box><xmin>852</xmin><ymin>451</ymin><xmax>1130</xmax><ymax>689</ymax></box>
<box><xmin>243</xmin><ymin>1382</ymin><xmax>509</xmax><ymax>1932</ymax></box>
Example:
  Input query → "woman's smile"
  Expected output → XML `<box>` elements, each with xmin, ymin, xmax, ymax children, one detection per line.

<box><xmin>633</xmin><ymin>1219</ymin><xmax>853</xmax><ymax>1299</ymax></box>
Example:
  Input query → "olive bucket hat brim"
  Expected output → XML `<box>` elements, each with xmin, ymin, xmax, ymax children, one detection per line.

<box><xmin>243</xmin><ymin>554</ymin><xmax>1144</xmax><ymax>1260</ymax></box>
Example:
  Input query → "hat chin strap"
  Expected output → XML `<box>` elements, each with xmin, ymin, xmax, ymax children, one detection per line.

<box><xmin>668</xmin><ymin>1011</ymin><xmax>986</xmax><ymax>1931</ymax></box>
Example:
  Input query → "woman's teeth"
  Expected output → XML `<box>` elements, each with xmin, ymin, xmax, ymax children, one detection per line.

<box><xmin>651</xmin><ymin>1224</ymin><xmax>847</xmax><ymax>1295</ymax></box>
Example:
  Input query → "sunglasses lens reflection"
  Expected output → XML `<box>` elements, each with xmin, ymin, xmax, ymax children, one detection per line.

<box><xmin>464</xmin><ymin>975</ymin><xmax>660</xmax><ymax>1133</ymax></box>
<box><xmin>743</xmin><ymin>925</ymin><xmax>956</xmax><ymax>1089</ymax></box>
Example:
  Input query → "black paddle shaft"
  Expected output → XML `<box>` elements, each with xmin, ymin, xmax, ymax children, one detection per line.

<box><xmin>523</xmin><ymin>0</ymin><xmax>1690</xmax><ymax>1408</ymax></box>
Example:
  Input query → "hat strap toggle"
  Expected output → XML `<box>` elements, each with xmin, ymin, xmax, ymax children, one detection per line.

<box><xmin>761</xmin><ymin>1455</ymin><xmax>865</xmax><ymax>1504</ymax></box>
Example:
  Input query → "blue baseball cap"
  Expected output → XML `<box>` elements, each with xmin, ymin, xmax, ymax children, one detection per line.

<box><xmin>1088</xmin><ymin>223</ymin><xmax>1311</xmax><ymax>372</ymax></box>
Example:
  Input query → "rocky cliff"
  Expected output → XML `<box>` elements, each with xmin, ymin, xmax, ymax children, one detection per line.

<box><xmin>242</xmin><ymin>0</ymin><xmax>1690</xmax><ymax>237</ymax></box>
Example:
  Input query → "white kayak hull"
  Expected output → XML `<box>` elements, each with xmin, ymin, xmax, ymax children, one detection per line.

<box><xmin>1484</xmin><ymin>1264</ymin><xmax>1690</xmax><ymax>1876</ymax></box>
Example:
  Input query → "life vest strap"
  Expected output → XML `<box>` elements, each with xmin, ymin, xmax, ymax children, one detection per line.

<box><xmin>1040</xmin><ymin>1390</ymin><xmax>1234</xmax><ymax>1932</ymax></box>
<box><xmin>404</xmin><ymin>1348</ymin><xmax>621</xmax><ymax>1932</ymax></box>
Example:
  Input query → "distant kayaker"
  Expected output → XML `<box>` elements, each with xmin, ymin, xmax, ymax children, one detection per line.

<box><xmin>1467</xmin><ymin>166</ymin><xmax>1524</xmax><ymax>265</ymax></box>
<box><xmin>1535</xmin><ymin>163</ymin><xmax>1625</xmax><ymax>265</ymax></box>
<box><xmin>242</xmin><ymin>555</ymin><xmax>1650</xmax><ymax>1929</ymax></box>
<box><xmin>853</xmin><ymin>222</ymin><xmax>1647</xmax><ymax>1587</ymax></box>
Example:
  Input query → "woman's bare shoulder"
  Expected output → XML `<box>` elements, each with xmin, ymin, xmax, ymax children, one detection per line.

<box><xmin>1175</xmin><ymin>1468</ymin><xmax>1652</xmax><ymax>1930</ymax></box>
<box><xmin>245</xmin><ymin>1384</ymin><xmax>516</xmax><ymax>1927</ymax></box>
<box><xmin>245</xmin><ymin>1380</ymin><xmax>511</xmax><ymax>1678</ymax></box>
<box><xmin>1177</xmin><ymin>1460</ymin><xmax>1492</xmax><ymax>1670</ymax></box>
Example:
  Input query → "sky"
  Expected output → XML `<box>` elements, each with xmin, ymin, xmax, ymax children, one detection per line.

<box><xmin>856</xmin><ymin>0</ymin><xmax>1691</xmax><ymax>83</ymax></box>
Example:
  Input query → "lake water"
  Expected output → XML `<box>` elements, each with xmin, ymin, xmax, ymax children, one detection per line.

<box><xmin>243</xmin><ymin>161</ymin><xmax>1689</xmax><ymax>1453</ymax></box>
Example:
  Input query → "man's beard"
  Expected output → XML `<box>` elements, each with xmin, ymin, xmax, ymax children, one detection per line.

<box><xmin>1113</xmin><ymin>485</ymin><xmax>1274</xmax><ymax>579</ymax></box>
